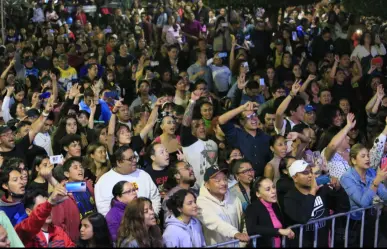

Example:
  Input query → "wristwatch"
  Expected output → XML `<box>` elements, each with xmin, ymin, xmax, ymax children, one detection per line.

<box><xmin>372</xmin><ymin>181</ymin><xmax>379</xmax><ymax>188</ymax></box>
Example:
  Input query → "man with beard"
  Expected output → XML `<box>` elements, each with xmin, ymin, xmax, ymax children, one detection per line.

<box><xmin>0</xmin><ymin>167</ymin><xmax>27</xmax><ymax>226</ymax></box>
<box><xmin>259</xmin><ymin>107</ymin><xmax>276</xmax><ymax>136</ymax></box>
<box><xmin>162</xmin><ymin>160</ymin><xmax>197</xmax><ymax>220</ymax></box>
<box><xmin>15</xmin><ymin>185</ymin><xmax>75</xmax><ymax>247</ymax></box>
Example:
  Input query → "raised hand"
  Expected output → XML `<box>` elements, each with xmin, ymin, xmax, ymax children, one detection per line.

<box><xmin>113</xmin><ymin>99</ymin><xmax>123</xmax><ymax>113</ymax></box>
<box><xmin>48</xmin><ymin>181</ymin><xmax>69</xmax><ymax>205</ymax></box>
<box><xmin>176</xmin><ymin>149</ymin><xmax>185</xmax><ymax>161</ymax></box>
<box><xmin>237</xmin><ymin>73</ymin><xmax>248</xmax><ymax>90</ymax></box>
<box><xmin>242</xmin><ymin>101</ymin><xmax>259</xmax><ymax>112</ymax></box>
<box><xmin>377</xmin><ymin>84</ymin><xmax>385</xmax><ymax>99</ymax></box>
<box><xmin>155</xmin><ymin>97</ymin><xmax>167</xmax><ymax>107</ymax></box>
<box><xmin>6</xmin><ymin>86</ymin><xmax>14</xmax><ymax>97</ymax></box>
<box><xmin>50</xmin><ymin>72</ymin><xmax>57</xmax><ymax>82</ymax></box>
<box><xmin>90</xmin><ymin>101</ymin><xmax>97</xmax><ymax>114</ymax></box>
<box><xmin>40</xmin><ymin>163</ymin><xmax>54</xmax><ymax>180</ymax></box>
<box><xmin>69</xmin><ymin>83</ymin><xmax>82</xmax><ymax>99</ymax></box>
<box><xmin>44</xmin><ymin>96</ymin><xmax>56</xmax><ymax>113</ymax></box>
<box><xmin>291</xmin><ymin>80</ymin><xmax>301</xmax><ymax>95</ymax></box>
<box><xmin>190</xmin><ymin>89</ymin><xmax>203</xmax><ymax>101</ymax></box>
<box><xmin>345</xmin><ymin>113</ymin><xmax>356</xmax><ymax>129</ymax></box>
<box><xmin>306</xmin><ymin>74</ymin><xmax>316</xmax><ymax>82</ymax></box>
<box><xmin>287</xmin><ymin>132</ymin><xmax>299</xmax><ymax>141</ymax></box>
<box><xmin>334</xmin><ymin>54</ymin><xmax>340</xmax><ymax>63</ymax></box>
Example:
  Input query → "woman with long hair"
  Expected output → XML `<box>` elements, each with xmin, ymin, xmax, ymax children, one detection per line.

<box><xmin>52</xmin><ymin>115</ymin><xmax>79</xmax><ymax>155</ymax></box>
<box><xmin>264</xmin><ymin>135</ymin><xmax>288</xmax><ymax>185</ymax></box>
<box><xmin>116</xmin><ymin>197</ymin><xmax>163</xmax><ymax>248</ymax></box>
<box><xmin>82</xmin><ymin>142</ymin><xmax>111</xmax><ymax>184</ymax></box>
<box><xmin>163</xmin><ymin>189</ymin><xmax>206</xmax><ymax>247</ymax></box>
<box><xmin>106</xmin><ymin>181</ymin><xmax>138</xmax><ymax>243</ymax></box>
<box><xmin>153</xmin><ymin>114</ymin><xmax>181</xmax><ymax>162</ymax></box>
<box><xmin>78</xmin><ymin>212</ymin><xmax>112</xmax><ymax>248</ymax></box>
<box><xmin>162</xmin><ymin>15</ymin><xmax>182</xmax><ymax>46</ymax></box>
<box><xmin>351</xmin><ymin>31</ymin><xmax>386</xmax><ymax>63</ymax></box>
<box><xmin>28</xmin><ymin>155</ymin><xmax>52</xmax><ymax>192</ymax></box>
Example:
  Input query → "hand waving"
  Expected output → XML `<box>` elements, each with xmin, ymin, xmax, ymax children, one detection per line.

<box><xmin>345</xmin><ymin>113</ymin><xmax>356</xmax><ymax>130</ymax></box>
<box><xmin>190</xmin><ymin>90</ymin><xmax>203</xmax><ymax>101</ymax></box>
<box><xmin>291</xmin><ymin>80</ymin><xmax>301</xmax><ymax>96</ymax></box>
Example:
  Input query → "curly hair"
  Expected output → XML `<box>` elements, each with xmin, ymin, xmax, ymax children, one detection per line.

<box><xmin>116</xmin><ymin>197</ymin><xmax>163</xmax><ymax>248</ymax></box>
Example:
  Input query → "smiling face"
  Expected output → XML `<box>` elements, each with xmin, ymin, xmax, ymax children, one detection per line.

<box><xmin>180</xmin><ymin>193</ymin><xmax>198</xmax><ymax>217</ymax></box>
<box><xmin>91</xmin><ymin>146</ymin><xmax>107</xmax><ymax>164</ymax></box>
<box><xmin>0</xmin><ymin>130</ymin><xmax>16</xmax><ymax>149</ymax></box>
<box><xmin>200</xmin><ymin>103</ymin><xmax>213</xmax><ymax>120</ymax></box>
<box><xmin>241</xmin><ymin>111</ymin><xmax>259</xmax><ymax>131</ymax></box>
<box><xmin>205</xmin><ymin>171</ymin><xmax>228</xmax><ymax>197</ymax></box>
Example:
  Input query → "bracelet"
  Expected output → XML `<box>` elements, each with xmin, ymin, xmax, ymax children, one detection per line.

<box><xmin>42</xmin><ymin>111</ymin><xmax>49</xmax><ymax>117</ymax></box>
<box><xmin>372</xmin><ymin>181</ymin><xmax>379</xmax><ymax>188</ymax></box>
<box><xmin>112</xmin><ymin>110</ymin><xmax>118</xmax><ymax>114</ymax></box>
<box><xmin>189</xmin><ymin>99</ymin><xmax>196</xmax><ymax>104</ymax></box>
<box><xmin>289</xmin><ymin>93</ymin><xmax>295</xmax><ymax>98</ymax></box>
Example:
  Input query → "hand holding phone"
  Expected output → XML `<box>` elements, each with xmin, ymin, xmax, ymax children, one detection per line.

<box><xmin>65</xmin><ymin>182</ymin><xmax>87</xmax><ymax>193</ymax></box>
<box><xmin>292</xmin><ymin>31</ymin><xmax>298</xmax><ymax>41</ymax></box>
<box><xmin>259</xmin><ymin>78</ymin><xmax>265</xmax><ymax>86</ymax></box>
<box><xmin>381</xmin><ymin>157</ymin><xmax>387</xmax><ymax>171</ymax></box>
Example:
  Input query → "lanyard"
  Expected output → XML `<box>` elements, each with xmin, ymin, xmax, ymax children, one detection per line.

<box><xmin>238</xmin><ymin>182</ymin><xmax>251</xmax><ymax>204</ymax></box>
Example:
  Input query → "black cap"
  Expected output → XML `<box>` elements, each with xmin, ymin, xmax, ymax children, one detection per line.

<box><xmin>26</xmin><ymin>108</ymin><xmax>40</xmax><ymax>118</ymax></box>
<box><xmin>0</xmin><ymin>125</ymin><xmax>14</xmax><ymax>135</ymax></box>
<box><xmin>203</xmin><ymin>165</ymin><xmax>228</xmax><ymax>182</ymax></box>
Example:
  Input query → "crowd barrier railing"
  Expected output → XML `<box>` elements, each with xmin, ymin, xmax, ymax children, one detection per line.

<box><xmin>206</xmin><ymin>203</ymin><xmax>384</xmax><ymax>248</ymax></box>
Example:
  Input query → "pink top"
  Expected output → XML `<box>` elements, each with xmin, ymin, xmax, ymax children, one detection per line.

<box><xmin>153</xmin><ymin>135</ymin><xmax>181</xmax><ymax>144</ymax></box>
<box><xmin>261</xmin><ymin>199</ymin><xmax>283</xmax><ymax>248</ymax></box>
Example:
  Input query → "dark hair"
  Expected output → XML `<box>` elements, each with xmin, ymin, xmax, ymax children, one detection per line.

<box><xmin>146</xmin><ymin>142</ymin><xmax>161</xmax><ymax>162</ymax></box>
<box><xmin>60</xmin><ymin>134</ymin><xmax>81</xmax><ymax>148</ymax></box>
<box><xmin>260</xmin><ymin>107</ymin><xmax>275</xmax><ymax>124</ymax></box>
<box><xmin>0</xmin><ymin>167</ymin><xmax>22</xmax><ymax>197</ymax></box>
<box><xmin>230</xmin><ymin>159</ymin><xmax>252</xmax><ymax>176</ymax></box>
<box><xmin>23</xmin><ymin>189</ymin><xmax>49</xmax><ymax>210</ymax></box>
<box><xmin>285</xmin><ymin>96</ymin><xmax>305</xmax><ymax>116</ymax></box>
<box><xmin>160</xmin><ymin>87</ymin><xmax>175</xmax><ymax>97</ymax></box>
<box><xmin>78</xmin><ymin>212</ymin><xmax>112</xmax><ymax>248</ymax></box>
<box><xmin>173</xmin><ymin>105</ymin><xmax>185</xmax><ymax>116</ymax></box>
<box><xmin>114</xmin><ymin>145</ymin><xmax>133</xmax><ymax>165</ymax></box>
<box><xmin>270</xmin><ymin>135</ymin><xmax>285</xmax><ymax>147</ymax></box>
<box><xmin>10</xmin><ymin>102</ymin><xmax>25</xmax><ymax>119</ymax></box>
<box><xmin>30</xmin><ymin>155</ymin><xmax>50</xmax><ymax>181</ymax></box>
<box><xmin>164</xmin><ymin>160</ymin><xmax>184</xmax><ymax>190</ymax></box>
<box><xmin>279</xmin><ymin>156</ymin><xmax>296</xmax><ymax>177</ymax></box>
<box><xmin>315</xmin><ymin>104</ymin><xmax>342</xmax><ymax>129</ymax></box>
<box><xmin>270</xmin><ymin>84</ymin><xmax>285</xmax><ymax>94</ymax></box>
<box><xmin>194</xmin><ymin>79</ymin><xmax>207</xmax><ymax>89</ymax></box>
<box><xmin>316</xmin><ymin>126</ymin><xmax>341</xmax><ymax>151</ymax></box>
<box><xmin>246</xmin><ymin>80</ymin><xmax>259</xmax><ymax>90</ymax></box>
<box><xmin>166</xmin><ymin>189</ymin><xmax>197</xmax><ymax>217</ymax></box>
<box><xmin>111</xmin><ymin>181</ymin><xmax>128</xmax><ymax>206</ymax></box>
<box><xmin>62</xmin><ymin>156</ymin><xmax>83</xmax><ymax>175</ymax></box>
<box><xmin>359</xmin><ymin>31</ymin><xmax>374</xmax><ymax>46</ymax></box>
<box><xmin>84</xmin><ymin>87</ymin><xmax>95</xmax><ymax>98</ymax></box>
<box><xmin>53</xmin><ymin>115</ymin><xmax>79</xmax><ymax>154</ymax></box>
<box><xmin>251</xmin><ymin>177</ymin><xmax>269</xmax><ymax>202</ymax></box>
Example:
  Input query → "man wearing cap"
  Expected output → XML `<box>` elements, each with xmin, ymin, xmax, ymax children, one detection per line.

<box><xmin>197</xmin><ymin>165</ymin><xmax>249</xmax><ymax>246</ymax></box>
<box><xmin>207</xmin><ymin>52</ymin><xmax>231</xmax><ymax>97</ymax></box>
<box><xmin>0</xmin><ymin>97</ymin><xmax>54</xmax><ymax>163</ymax></box>
<box><xmin>304</xmin><ymin>104</ymin><xmax>317</xmax><ymax>130</ymax></box>
<box><xmin>283</xmin><ymin>160</ymin><xmax>335</xmax><ymax>247</ymax></box>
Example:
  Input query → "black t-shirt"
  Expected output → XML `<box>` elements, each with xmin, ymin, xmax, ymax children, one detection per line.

<box><xmin>144</xmin><ymin>166</ymin><xmax>169</xmax><ymax>193</ymax></box>
<box><xmin>0</xmin><ymin>135</ymin><xmax>31</xmax><ymax>163</ymax></box>
<box><xmin>26</xmin><ymin>144</ymin><xmax>47</xmax><ymax>170</ymax></box>
<box><xmin>27</xmin><ymin>181</ymin><xmax>49</xmax><ymax>193</ymax></box>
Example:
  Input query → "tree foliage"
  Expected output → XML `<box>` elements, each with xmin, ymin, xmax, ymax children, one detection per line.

<box><xmin>342</xmin><ymin>0</ymin><xmax>387</xmax><ymax>19</ymax></box>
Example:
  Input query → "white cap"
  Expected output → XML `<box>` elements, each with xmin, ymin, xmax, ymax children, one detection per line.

<box><xmin>289</xmin><ymin>160</ymin><xmax>310</xmax><ymax>177</ymax></box>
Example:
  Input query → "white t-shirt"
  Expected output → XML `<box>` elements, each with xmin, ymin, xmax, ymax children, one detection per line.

<box><xmin>163</xmin><ymin>24</ymin><xmax>181</xmax><ymax>45</ymax></box>
<box><xmin>34</xmin><ymin>132</ymin><xmax>53</xmax><ymax>156</ymax></box>
<box><xmin>95</xmin><ymin>168</ymin><xmax>161</xmax><ymax>216</ymax></box>
<box><xmin>275</xmin><ymin>118</ymin><xmax>297</xmax><ymax>136</ymax></box>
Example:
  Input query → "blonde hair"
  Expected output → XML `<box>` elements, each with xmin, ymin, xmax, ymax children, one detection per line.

<box><xmin>349</xmin><ymin>143</ymin><xmax>367</xmax><ymax>167</ymax></box>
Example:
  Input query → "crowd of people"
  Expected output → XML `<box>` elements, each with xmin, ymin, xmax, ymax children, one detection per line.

<box><xmin>1</xmin><ymin>0</ymin><xmax>387</xmax><ymax>247</ymax></box>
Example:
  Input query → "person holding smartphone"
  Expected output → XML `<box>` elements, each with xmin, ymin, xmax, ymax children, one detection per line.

<box><xmin>51</xmin><ymin>157</ymin><xmax>95</xmax><ymax>243</ymax></box>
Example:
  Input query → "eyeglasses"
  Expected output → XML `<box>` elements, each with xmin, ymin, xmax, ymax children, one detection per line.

<box><xmin>237</xmin><ymin>168</ymin><xmax>255</xmax><ymax>174</ymax></box>
<box><xmin>245</xmin><ymin>112</ymin><xmax>257</xmax><ymax>120</ymax></box>
<box><xmin>122</xmin><ymin>188</ymin><xmax>138</xmax><ymax>195</ymax></box>
<box><xmin>123</xmin><ymin>155</ymin><xmax>139</xmax><ymax>162</ymax></box>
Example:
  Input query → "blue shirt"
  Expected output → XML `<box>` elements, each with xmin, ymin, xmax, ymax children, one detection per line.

<box><xmin>340</xmin><ymin>167</ymin><xmax>387</xmax><ymax>220</ymax></box>
<box><xmin>220</xmin><ymin>122</ymin><xmax>271</xmax><ymax>177</ymax></box>
<box><xmin>79</xmin><ymin>99</ymin><xmax>111</xmax><ymax>124</ymax></box>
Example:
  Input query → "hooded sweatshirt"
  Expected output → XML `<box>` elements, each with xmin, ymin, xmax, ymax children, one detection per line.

<box><xmin>196</xmin><ymin>186</ymin><xmax>246</xmax><ymax>247</ymax></box>
<box><xmin>106</xmin><ymin>200</ymin><xmax>127</xmax><ymax>242</ymax></box>
<box><xmin>0</xmin><ymin>196</ymin><xmax>28</xmax><ymax>226</ymax></box>
<box><xmin>162</xmin><ymin>216</ymin><xmax>206</xmax><ymax>247</ymax></box>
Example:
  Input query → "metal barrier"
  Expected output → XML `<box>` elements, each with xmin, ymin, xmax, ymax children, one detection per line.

<box><xmin>206</xmin><ymin>204</ymin><xmax>384</xmax><ymax>248</ymax></box>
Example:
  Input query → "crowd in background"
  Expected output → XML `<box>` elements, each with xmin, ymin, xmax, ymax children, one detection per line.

<box><xmin>1</xmin><ymin>0</ymin><xmax>387</xmax><ymax>247</ymax></box>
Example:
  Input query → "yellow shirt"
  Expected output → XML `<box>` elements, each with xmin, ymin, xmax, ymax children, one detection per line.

<box><xmin>57</xmin><ymin>66</ymin><xmax>78</xmax><ymax>90</ymax></box>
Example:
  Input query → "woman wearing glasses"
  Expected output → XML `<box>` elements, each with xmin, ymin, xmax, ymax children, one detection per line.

<box><xmin>229</xmin><ymin>159</ymin><xmax>255</xmax><ymax>211</ymax></box>
<box><xmin>106</xmin><ymin>181</ymin><xmax>138</xmax><ymax>243</ymax></box>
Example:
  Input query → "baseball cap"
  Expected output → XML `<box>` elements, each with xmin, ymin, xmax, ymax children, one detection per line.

<box><xmin>304</xmin><ymin>104</ymin><xmax>315</xmax><ymax>113</ymax></box>
<box><xmin>289</xmin><ymin>160</ymin><xmax>310</xmax><ymax>177</ymax></box>
<box><xmin>26</xmin><ymin>108</ymin><xmax>40</xmax><ymax>118</ymax></box>
<box><xmin>204</xmin><ymin>165</ymin><xmax>228</xmax><ymax>182</ymax></box>
<box><xmin>275</xmin><ymin>38</ymin><xmax>284</xmax><ymax>45</ymax></box>
<box><xmin>371</xmin><ymin>56</ymin><xmax>383</xmax><ymax>66</ymax></box>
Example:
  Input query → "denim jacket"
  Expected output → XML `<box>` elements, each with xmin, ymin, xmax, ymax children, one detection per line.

<box><xmin>340</xmin><ymin>167</ymin><xmax>387</xmax><ymax>220</ymax></box>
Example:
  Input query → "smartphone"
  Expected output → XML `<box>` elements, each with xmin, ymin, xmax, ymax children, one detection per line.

<box><xmin>39</xmin><ymin>92</ymin><xmax>51</xmax><ymax>100</ymax></box>
<box><xmin>218</xmin><ymin>52</ymin><xmax>227</xmax><ymax>58</ymax></box>
<box><xmin>316</xmin><ymin>175</ymin><xmax>330</xmax><ymax>186</ymax></box>
<box><xmin>65</xmin><ymin>182</ymin><xmax>87</xmax><ymax>193</ymax></box>
<box><xmin>49</xmin><ymin>155</ymin><xmax>63</xmax><ymax>164</ymax></box>
<box><xmin>259</xmin><ymin>78</ymin><xmax>265</xmax><ymax>86</ymax></box>
<box><xmin>221</xmin><ymin>23</ymin><xmax>228</xmax><ymax>27</ymax></box>
<box><xmin>292</xmin><ymin>31</ymin><xmax>297</xmax><ymax>41</ymax></box>
<box><xmin>381</xmin><ymin>158</ymin><xmax>387</xmax><ymax>171</ymax></box>
<box><xmin>104</xmin><ymin>91</ymin><xmax>117</xmax><ymax>99</ymax></box>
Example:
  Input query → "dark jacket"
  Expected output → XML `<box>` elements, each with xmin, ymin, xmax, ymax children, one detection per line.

<box><xmin>245</xmin><ymin>199</ymin><xmax>285</xmax><ymax>247</ymax></box>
